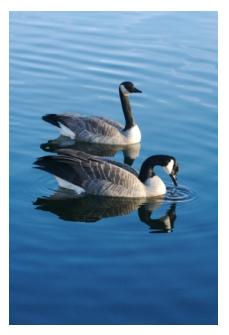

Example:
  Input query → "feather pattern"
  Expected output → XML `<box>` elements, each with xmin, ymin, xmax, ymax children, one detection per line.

<box><xmin>56</xmin><ymin>148</ymin><xmax>139</xmax><ymax>177</ymax></box>
<box><xmin>44</xmin><ymin>114</ymin><xmax>128</xmax><ymax>144</ymax></box>
<box><xmin>35</xmin><ymin>150</ymin><xmax>146</xmax><ymax>197</ymax></box>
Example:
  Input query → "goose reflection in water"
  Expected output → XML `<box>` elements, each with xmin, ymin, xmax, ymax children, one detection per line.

<box><xmin>138</xmin><ymin>203</ymin><xmax>176</xmax><ymax>233</ymax></box>
<box><xmin>40</xmin><ymin>137</ymin><xmax>141</xmax><ymax>166</ymax></box>
<box><xmin>33</xmin><ymin>189</ymin><xmax>177</xmax><ymax>233</ymax></box>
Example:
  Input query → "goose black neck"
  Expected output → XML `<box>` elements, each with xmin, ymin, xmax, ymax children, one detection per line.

<box><xmin>119</xmin><ymin>88</ymin><xmax>135</xmax><ymax>130</ymax></box>
<box><xmin>139</xmin><ymin>155</ymin><xmax>170</xmax><ymax>182</ymax></box>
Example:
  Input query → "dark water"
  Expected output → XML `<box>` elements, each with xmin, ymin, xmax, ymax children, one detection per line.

<box><xmin>9</xmin><ymin>11</ymin><xmax>218</xmax><ymax>325</ymax></box>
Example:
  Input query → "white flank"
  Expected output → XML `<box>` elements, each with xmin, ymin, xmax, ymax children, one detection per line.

<box><xmin>163</xmin><ymin>159</ymin><xmax>174</xmax><ymax>174</ymax></box>
<box><xmin>122</xmin><ymin>124</ymin><xmax>141</xmax><ymax>144</ymax></box>
<box><xmin>58</xmin><ymin>122</ymin><xmax>75</xmax><ymax>140</ymax></box>
<box><xmin>144</xmin><ymin>175</ymin><xmax>166</xmax><ymax>196</ymax></box>
<box><xmin>55</xmin><ymin>176</ymin><xmax>85</xmax><ymax>194</ymax></box>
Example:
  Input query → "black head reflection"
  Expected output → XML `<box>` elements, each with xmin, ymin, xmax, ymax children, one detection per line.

<box><xmin>138</xmin><ymin>203</ymin><xmax>177</xmax><ymax>233</ymax></box>
<box><xmin>40</xmin><ymin>136</ymin><xmax>141</xmax><ymax>166</ymax></box>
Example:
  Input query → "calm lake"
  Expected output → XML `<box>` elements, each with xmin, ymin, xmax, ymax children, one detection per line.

<box><xmin>9</xmin><ymin>11</ymin><xmax>218</xmax><ymax>325</ymax></box>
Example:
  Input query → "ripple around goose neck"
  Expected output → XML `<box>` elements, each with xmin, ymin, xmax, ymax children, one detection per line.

<box><xmin>165</xmin><ymin>185</ymin><xmax>198</xmax><ymax>203</ymax></box>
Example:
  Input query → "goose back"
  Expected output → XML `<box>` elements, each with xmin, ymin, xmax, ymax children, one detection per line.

<box><xmin>43</xmin><ymin>113</ymin><xmax>130</xmax><ymax>144</ymax></box>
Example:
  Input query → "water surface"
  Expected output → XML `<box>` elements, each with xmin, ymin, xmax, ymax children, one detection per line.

<box><xmin>10</xmin><ymin>11</ymin><xmax>218</xmax><ymax>325</ymax></box>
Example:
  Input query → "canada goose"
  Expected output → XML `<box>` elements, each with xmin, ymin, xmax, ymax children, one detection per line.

<box><xmin>42</xmin><ymin>81</ymin><xmax>142</xmax><ymax>145</ymax></box>
<box><xmin>40</xmin><ymin>136</ymin><xmax>141</xmax><ymax>166</ymax></box>
<box><xmin>34</xmin><ymin>149</ymin><xmax>179</xmax><ymax>198</ymax></box>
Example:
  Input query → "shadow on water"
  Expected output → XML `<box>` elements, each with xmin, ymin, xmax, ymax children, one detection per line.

<box><xmin>33</xmin><ymin>188</ymin><xmax>177</xmax><ymax>233</ymax></box>
<box><xmin>40</xmin><ymin>136</ymin><xmax>141</xmax><ymax>166</ymax></box>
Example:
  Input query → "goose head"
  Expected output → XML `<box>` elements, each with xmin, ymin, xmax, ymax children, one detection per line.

<box><xmin>162</xmin><ymin>156</ymin><xmax>179</xmax><ymax>186</ymax></box>
<box><xmin>139</xmin><ymin>155</ymin><xmax>179</xmax><ymax>196</ymax></box>
<box><xmin>119</xmin><ymin>81</ymin><xmax>142</xmax><ymax>96</ymax></box>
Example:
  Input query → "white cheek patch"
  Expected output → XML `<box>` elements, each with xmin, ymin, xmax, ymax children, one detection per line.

<box><xmin>163</xmin><ymin>159</ymin><xmax>174</xmax><ymax>174</ymax></box>
<box><xmin>120</xmin><ymin>84</ymin><xmax>129</xmax><ymax>95</ymax></box>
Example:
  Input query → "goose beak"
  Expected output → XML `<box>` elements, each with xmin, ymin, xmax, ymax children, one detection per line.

<box><xmin>132</xmin><ymin>87</ymin><xmax>142</xmax><ymax>93</ymax></box>
<box><xmin>170</xmin><ymin>174</ymin><xmax>178</xmax><ymax>187</ymax></box>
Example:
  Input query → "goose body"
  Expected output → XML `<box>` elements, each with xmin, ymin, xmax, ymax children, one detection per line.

<box><xmin>42</xmin><ymin>81</ymin><xmax>142</xmax><ymax>145</ymax></box>
<box><xmin>35</xmin><ymin>150</ymin><xmax>179</xmax><ymax>198</ymax></box>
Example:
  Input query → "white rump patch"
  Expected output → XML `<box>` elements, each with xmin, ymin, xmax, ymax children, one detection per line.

<box><xmin>55</xmin><ymin>176</ymin><xmax>85</xmax><ymax>194</ymax></box>
<box><xmin>122</xmin><ymin>124</ymin><xmax>141</xmax><ymax>144</ymax></box>
<box><xmin>163</xmin><ymin>159</ymin><xmax>174</xmax><ymax>174</ymax></box>
<box><xmin>58</xmin><ymin>122</ymin><xmax>75</xmax><ymax>140</ymax></box>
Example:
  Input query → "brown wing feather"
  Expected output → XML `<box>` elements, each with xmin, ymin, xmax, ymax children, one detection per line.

<box><xmin>56</xmin><ymin>114</ymin><xmax>123</xmax><ymax>141</ymax></box>
<box><xmin>56</xmin><ymin>149</ymin><xmax>139</xmax><ymax>177</ymax></box>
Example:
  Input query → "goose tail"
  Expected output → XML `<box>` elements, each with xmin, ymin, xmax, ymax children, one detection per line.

<box><xmin>42</xmin><ymin>114</ymin><xmax>61</xmax><ymax>127</ymax></box>
<box><xmin>34</xmin><ymin>156</ymin><xmax>58</xmax><ymax>174</ymax></box>
<box><xmin>34</xmin><ymin>155</ymin><xmax>85</xmax><ymax>193</ymax></box>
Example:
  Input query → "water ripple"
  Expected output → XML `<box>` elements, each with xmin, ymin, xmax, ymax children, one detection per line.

<box><xmin>165</xmin><ymin>185</ymin><xmax>197</xmax><ymax>203</ymax></box>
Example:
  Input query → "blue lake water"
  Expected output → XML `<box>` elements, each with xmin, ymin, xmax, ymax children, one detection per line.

<box><xmin>9</xmin><ymin>11</ymin><xmax>218</xmax><ymax>325</ymax></box>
